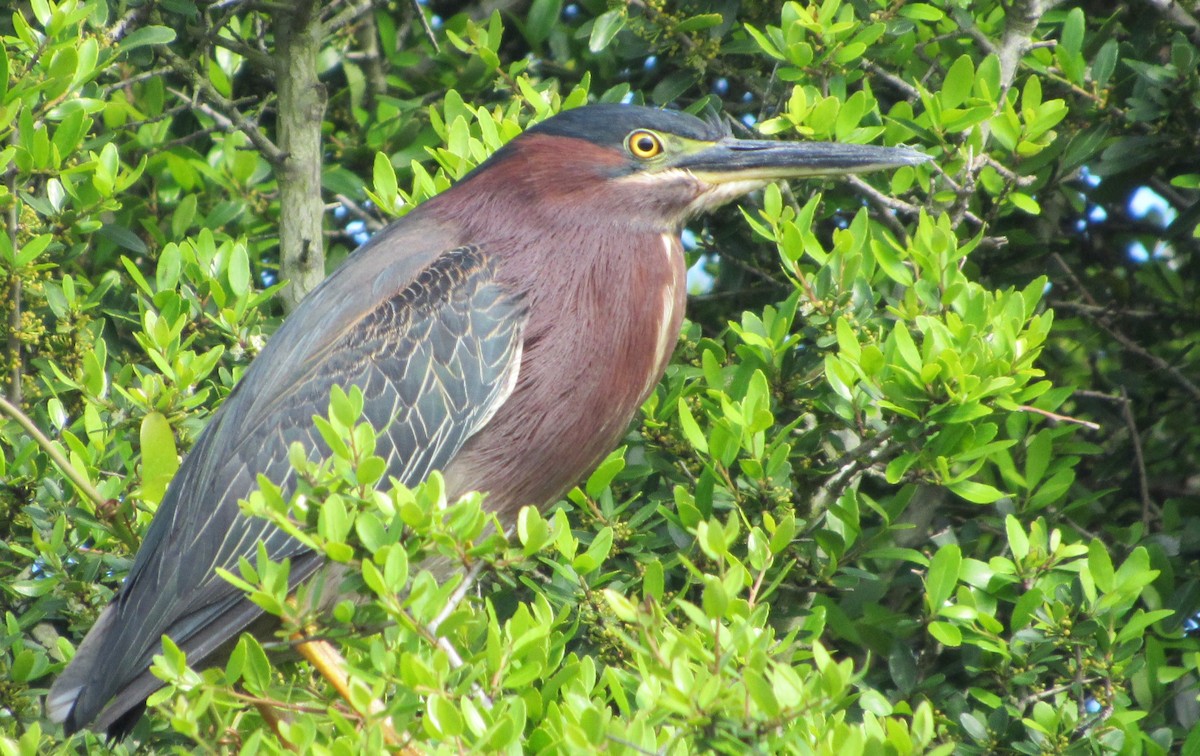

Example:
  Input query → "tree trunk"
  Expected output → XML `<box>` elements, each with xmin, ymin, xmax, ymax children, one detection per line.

<box><xmin>275</xmin><ymin>3</ymin><xmax>327</xmax><ymax>313</ymax></box>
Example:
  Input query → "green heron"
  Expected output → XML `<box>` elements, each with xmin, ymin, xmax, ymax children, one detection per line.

<box><xmin>47</xmin><ymin>103</ymin><xmax>928</xmax><ymax>736</ymax></box>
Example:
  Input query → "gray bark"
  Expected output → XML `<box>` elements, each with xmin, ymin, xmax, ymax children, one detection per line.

<box><xmin>275</xmin><ymin>3</ymin><xmax>328</xmax><ymax>313</ymax></box>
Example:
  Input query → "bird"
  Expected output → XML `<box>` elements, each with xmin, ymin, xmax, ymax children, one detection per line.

<box><xmin>46</xmin><ymin>103</ymin><xmax>928</xmax><ymax>737</ymax></box>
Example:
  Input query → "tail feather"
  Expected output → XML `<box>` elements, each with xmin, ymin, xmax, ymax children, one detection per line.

<box><xmin>46</xmin><ymin>604</ymin><xmax>117</xmax><ymax>732</ymax></box>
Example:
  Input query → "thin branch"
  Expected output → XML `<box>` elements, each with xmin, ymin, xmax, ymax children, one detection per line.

<box><xmin>292</xmin><ymin>636</ymin><xmax>416</xmax><ymax>752</ymax></box>
<box><xmin>324</xmin><ymin>0</ymin><xmax>377</xmax><ymax>35</ymax></box>
<box><xmin>159</xmin><ymin>47</ymin><xmax>287</xmax><ymax>165</ymax></box>
<box><xmin>1049</xmin><ymin>301</ymin><xmax>1160</xmax><ymax>320</ymax></box>
<box><xmin>251</xmin><ymin>700</ymin><xmax>297</xmax><ymax>752</ymax></box>
<box><xmin>5</xmin><ymin>128</ymin><xmax>19</xmax><ymax>404</ymax></box>
<box><xmin>206</xmin><ymin>0</ymin><xmax>254</xmax><ymax>10</ymax></box>
<box><xmin>429</xmin><ymin>558</ymin><xmax>486</xmax><ymax>634</ymax></box>
<box><xmin>997</xmin><ymin>0</ymin><xmax>1063</xmax><ymax>90</ymax></box>
<box><xmin>97</xmin><ymin>68</ymin><xmax>174</xmax><ymax>97</ymax></box>
<box><xmin>1015</xmin><ymin>675</ymin><xmax>1103</xmax><ymax>710</ymax></box>
<box><xmin>1118</xmin><ymin>387</ymin><xmax>1160</xmax><ymax>526</ymax></box>
<box><xmin>981</xmin><ymin>154</ymin><xmax>1036</xmax><ymax>186</ymax></box>
<box><xmin>211</xmin><ymin>35</ymin><xmax>276</xmax><ymax>70</ymax></box>
<box><xmin>333</xmin><ymin>194</ymin><xmax>386</xmax><ymax>232</ymax></box>
<box><xmin>0</xmin><ymin>396</ymin><xmax>140</xmax><ymax>550</ymax></box>
<box><xmin>1016</xmin><ymin>404</ymin><xmax>1101</xmax><ymax>430</ymax></box>
<box><xmin>1052</xmin><ymin>253</ymin><xmax>1200</xmax><ymax>403</ymax></box>
<box><xmin>0</xmin><ymin>396</ymin><xmax>105</xmax><ymax>507</ymax></box>
<box><xmin>862</xmin><ymin>60</ymin><xmax>920</xmax><ymax>100</ymax></box>
<box><xmin>106</xmin><ymin>4</ymin><xmax>151</xmax><ymax>43</ymax></box>
<box><xmin>1142</xmin><ymin>0</ymin><xmax>1200</xmax><ymax>40</ymax></box>
<box><xmin>814</xmin><ymin>426</ymin><xmax>897</xmax><ymax>510</ymax></box>
<box><xmin>845</xmin><ymin>174</ymin><xmax>939</xmax><ymax>228</ymax></box>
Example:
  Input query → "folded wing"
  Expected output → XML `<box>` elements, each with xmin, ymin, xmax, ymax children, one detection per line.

<box><xmin>48</xmin><ymin>243</ymin><xmax>527</xmax><ymax>735</ymax></box>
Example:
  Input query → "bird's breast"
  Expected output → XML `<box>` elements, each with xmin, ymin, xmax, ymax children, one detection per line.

<box><xmin>442</xmin><ymin>230</ymin><xmax>687</xmax><ymax>517</ymax></box>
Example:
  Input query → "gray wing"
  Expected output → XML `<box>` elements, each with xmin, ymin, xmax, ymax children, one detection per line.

<box><xmin>49</xmin><ymin>244</ymin><xmax>526</xmax><ymax>734</ymax></box>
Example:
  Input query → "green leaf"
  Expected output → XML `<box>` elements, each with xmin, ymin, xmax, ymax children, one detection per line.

<box><xmin>585</xmin><ymin>448</ymin><xmax>625</xmax><ymax>498</ymax></box>
<box><xmin>119</xmin><ymin>25</ymin><xmax>177</xmax><ymax>53</ymax></box>
<box><xmin>898</xmin><ymin>4</ymin><xmax>944</xmax><ymax>21</ymax></box>
<box><xmin>588</xmin><ymin>10</ymin><xmax>625</xmax><ymax>52</ymax></box>
<box><xmin>1060</xmin><ymin>8</ymin><xmax>1084</xmax><ymax>56</ymax></box>
<box><xmin>925</xmin><ymin>543</ymin><xmax>961</xmax><ymax>609</ymax></box>
<box><xmin>1115</xmin><ymin>609</ymin><xmax>1174</xmax><ymax>644</ymax></box>
<box><xmin>517</xmin><ymin>506</ymin><xmax>550</xmax><ymax>554</ymax></box>
<box><xmin>891</xmin><ymin>322</ymin><xmax>922</xmax><ymax>373</ymax></box>
<box><xmin>702</xmin><ymin>575</ymin><xmax>729</xmax><ymax>619</ymax></box>
<box><xmin>573</xmin><ymin>527</ymin><xmax>613</xmax><ymax>574</ymax></box>
<box><xmin>941</xmin><ymin>55</ymin><xmax>974</xmax><ymax>110</ymax></box>
<box><xmin>372</xmin><ymin>151</ymin><xmax>398</xmax><ymax>207</ymax></box>
<box><xmin>928</xmin><ymin>620</ymin><xmax>962</xmax><ymax>646</ymax></box>
<box><xmin>1093</xmin><ymin>40</ymin><xmax>1119</xmax><ymax>89</ymax></box>
<box><xmin>1005</xmin><ymin>515</ymin><xmax>1029</xmax><ymax>561</ymax></box>
<box><xmin>677</xmin><ymin>13</ymin><xmax>722</xmax><ymax>32</ymax></box>
<box><xmin>1087</xmin><ymin>539</ymin><xmax>1115</xmax><ymax>593</ymax></box>
<box><xmin>676</xmin><ymin>398</ymin><xmax>709</xmax><ymax>454</ymax></box>
<box><xmin>1011</xmin><ymin>587</ymin><xmax>1043</xmax><ymax>631</ymax></box>
<box><xmin>643</xmin><ymin>559</ymin><xmax>663</xmax><ymax>601</ymax></box>
<box><xmin>227</xmin><ymin>243</ymin><xmax>250</xmax><ymax>296</ymax></box>
<box><xmin>835</xmin><ymin>317</ymin><xmax>860</xmax><ymax>360</ymax></box>
<box><xmin>383</xmin><ymin>542</ymin><xmax>408</xmax><ymax>588</ymax></box>
<box><xmin>947</xmin><ymin>479</ymin><xmax>1005</xmax><ymax>504</ymax></box>
<box><xmin>1024</xmin><ymin>430</ymin><xmax>1052</xmax><ymax>490</ymax></box>
<box><xmin>14</xmin><ymin>234</ymin><xmax>52</xmax><ymax>267</ymax></box>
<box><xmin>769</xmin><ymin>514</ymin><xmax>796</xmax><ymax>555</ymax></box>
<box><xmin>525</xmin><ymin>0</ymin><xmax>562</xmax><ymax>46</ymax></box>
<box><xmin>426</xmin><ymin>694</ymin><xmax>463</xmax><ymax>738</ymax></box>
<box><xmin>100</xmin><ymin>223</ymin><xmax>148</xmax><ymax>254</ymax></box>
<box><xmin>140</xmin><ymin>411</ymin><xmax>179</xmax><ymax>504</ymax></box>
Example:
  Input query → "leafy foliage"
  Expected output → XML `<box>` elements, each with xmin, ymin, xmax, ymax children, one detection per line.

<box><xmin>1</xmin><ymin>0</ymin><xmax>1197</xmax><ymax>753</ymax></box>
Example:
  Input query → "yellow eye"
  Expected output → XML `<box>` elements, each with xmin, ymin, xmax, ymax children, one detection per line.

<box><xmin>627</xmin><ymin>130</ymin><xmax>664</xmax><ymax>159</ymax></box>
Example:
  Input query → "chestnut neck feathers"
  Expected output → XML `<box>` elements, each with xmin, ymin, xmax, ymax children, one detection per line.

<box><xmin>425</xmin><ymin>134</ymin><xmax>690</xmax><ymax>514</ymax></box>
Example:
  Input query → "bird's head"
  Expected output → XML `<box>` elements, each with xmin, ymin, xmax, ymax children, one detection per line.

<box><xmin>447</xmin><ymin>104</ymin><xmax>929</xmax><ymax>233</ymax></box>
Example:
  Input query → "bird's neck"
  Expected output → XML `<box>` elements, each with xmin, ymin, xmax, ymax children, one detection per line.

<box><xmin>429</xmin><ymin>189</ymin><xmax>689</xmax><ymax>513</ymax></box>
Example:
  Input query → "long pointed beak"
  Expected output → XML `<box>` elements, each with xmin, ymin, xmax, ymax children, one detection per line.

<box><xmin>675</xmin><ymin>138</ymin><xmax>931</xmax><ymax>182</ymax></box>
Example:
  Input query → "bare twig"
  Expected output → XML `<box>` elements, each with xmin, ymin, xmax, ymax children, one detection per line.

<box><xmin>1016</xmin><ymin>404</ymin><xmax>1101</xmax><ymax>430</ymax></box>
<box><xmin>1016</xmin><ymin>675</ymin><xmax>1103</xmax><ymax>710</ymax></box>
<box><xmin>862</xmin><ymin>60</ymin><xmax>921</xmax><ymax>100</ymax></box>
<box><xmin>1142</xmin><ymin>0</ymin><xmax>1200</xmax><ymax>40</ymax></box>
<box><xmin>325</xmin><ymin>0</ymin><xmax>377</xmax><ymax>36</ymax></box>
<box><xmin>251</xmin><ymin>700</ymin><xmax>297</xmax><ymax>752</ymax></box>
<box><xmin>106</xmin><ymin>4</ymin><xmax>151</xmax><ymax>43</ymax></box>
<box><xmin>333</xmin><ymin>194</ymin><xmax>386</xmax><ymax>232</ymax></box>
<box><xmin>159</xmin><ymin>47</ymin><xmax>287</xmax><ymax>165</ymax></box>
<box><xmin>981</xmin><ymin>154</ymin><xmax>1036</xmax><ymax>186</ymax></box>
<box><xmin>424</xmin><ymin>556</ymin><xmax>494</xmax><ymax>709</ymax></box>
<box><xmin>1052</xmin><ymin>253</ymin><xmax>1200</xmax><ymax>403</ymax></box>
<box><xmin>429</xmin><ymin>558</ymin><xmax>486</xmax><ymax>634</ymax></box>
<box><xmin>411</xmin><ymin>0</ymin><xmax>441</xmax><ymax>52</ymax></box>
<box><xmin>1049</xmin><ymin>301</ymin><xmax>1159</xmax><ymax>320</ymax></box>
<box><xmin>212</xmin><ymin>35</ymin><xmax>276</xmax><ymax>70</ymax></box>
<box><xmin>292</xmin><ymin>635</ymin><xmax>417</xmax><ymax>752</ymax></box>
<box><xmin>98</xmin><ymin>68</ymin><xmax>175</xmax><ymax>97</ymax></box>
<box><xmin>814</xmin><ymin>426</ymin><xmax>897</xmax><ymax>510</ymax></box>
<box><xmin>845</xmin><ymin>174</ymin><xmax>940</xmax><ymax>232</ymax></box>
<box><xmin>1118</xmin><ymin>387</ymin><xmax>1159</xmax><ymax>525</ymax></box>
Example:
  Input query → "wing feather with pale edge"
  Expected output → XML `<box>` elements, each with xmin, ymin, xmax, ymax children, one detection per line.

<box><xmin>50</xmin><ymin>244</ymin><xmax>526</xmax><ymax>733</ymax></box>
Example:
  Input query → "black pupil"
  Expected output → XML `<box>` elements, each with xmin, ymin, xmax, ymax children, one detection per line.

<box><xmin>637</xmin><ymin>135</ymin><xmax>656</xmax><ymax>153</ymax></box>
